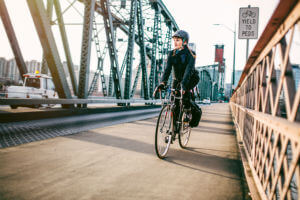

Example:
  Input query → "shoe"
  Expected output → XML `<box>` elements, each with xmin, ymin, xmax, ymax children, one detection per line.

<box><xmin>183</xmin><ymin>115</ymin><xmax>189</xmax><ymax>122</ymax></box>
<box><xmin>171</xmin><ymin>133</ymin><xmax>176</xmax><ymax>143</ymax></box>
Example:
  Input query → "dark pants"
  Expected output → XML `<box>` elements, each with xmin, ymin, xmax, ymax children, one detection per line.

<box><xmin>172</xmin><ymin>79</ymin><xmax>193</xmax><ymax>106</ymax></box>
<box><xmin>172</xmin><ymin>80</ymin><xmax>193</xmax><ymax>127</ymax></box>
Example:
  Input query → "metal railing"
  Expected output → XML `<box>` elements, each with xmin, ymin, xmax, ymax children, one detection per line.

<box><xmin>0</xmin><ymin>97</ymin><xmax>161</xmax><ymax>105</ymax></box>
<box><xmin>230</xmin><ymin>1</ymin><xmax>300</xmax><ymax>199</ymax></box>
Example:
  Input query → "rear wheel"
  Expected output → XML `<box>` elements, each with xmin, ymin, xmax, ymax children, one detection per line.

<box><xmin>178</xmin><ymin>110</ymin><xmax>192</xmax><ymax>148</ymax></box>
<box><xmin>155</xmin><ymin>105</ymin><xmax>172</xmax><ymax>159</ymax></box>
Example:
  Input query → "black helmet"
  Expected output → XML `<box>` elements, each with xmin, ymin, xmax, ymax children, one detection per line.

<box><xmin>172</xmin><ymin>30</ymin><xmax>189</xmax><ymax>43</ymax></box>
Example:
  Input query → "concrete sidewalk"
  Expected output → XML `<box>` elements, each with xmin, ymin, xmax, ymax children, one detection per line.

<box><xmin>0</xmin><ymin>103</ymin><xmax>248</xmax><ymax>200</ymax></box>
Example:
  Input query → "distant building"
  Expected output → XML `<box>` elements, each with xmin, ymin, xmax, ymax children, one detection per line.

<box><xmin>0</xmin><ymin>57</ymin><xmax>7</xmax><ymax>78</ymax></box>
<box><xmin>233</xmin><ymin>70</ymin><xmax>243</xmax><ymax>88</ymax></box>
<box><xmin>292</xmin><ymin>64</ymin><xmax>300</xmax><ymax>88</ymax></box>
<box><xmin>188</xmin><ymin>43</ymin><xmax>196</xmax><ymax>52</ymax></box>
<box><xmin>225</xmin><ymin>83</ymin><xmax>232</xmax><ymax>97</ymax></box>
<box><xmin>62</xmin><ymin>62</ymin><xmax>79</xmax><ymax>77</ymax></box>
<box><xmin>273</xmin><ymin>65</ymin><xmax>299</xmax><ymax>88</ymax></box>
<box><xmin>62</xmin><ymin>61</ymin><xmax>69</xmax><ymax>77</ymax></box>
<box><xmin>25</xmin><ymin>60</ymin><xmax>41</xmax><ymax>74</ymax></box>
<box><xmin>6</xmin><ymin>59</ymin><xmax>21</xmax><ymax>83</ymax></box>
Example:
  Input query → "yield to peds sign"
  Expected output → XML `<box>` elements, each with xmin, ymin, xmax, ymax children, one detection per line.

<box><xmin>239</xmin><ymin>7</ymin><xmax>259</xmax><ymax>39</ymax></box>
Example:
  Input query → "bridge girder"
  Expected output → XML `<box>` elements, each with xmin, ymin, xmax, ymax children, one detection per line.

<box><xmin>1</xmin><ymin>0</ymin><xmax>179</xmax><ymax>103</ymax></box>
<box><xmin>196</xmin><ymin>65</ymin><xmax>219</xmax><ymax>101</ymax></box>
<box><xmin>26</xmin><ymin>0</ymin><xmax>72</xmax><ymax>101</ymax></box>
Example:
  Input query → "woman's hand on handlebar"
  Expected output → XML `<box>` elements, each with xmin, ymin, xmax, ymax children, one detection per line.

<box><xmin>153</xmin><ymin>83</ymin><xmax>166</xmax><ymax>98</ymax></box>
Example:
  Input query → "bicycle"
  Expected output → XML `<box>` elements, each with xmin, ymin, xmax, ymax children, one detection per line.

<box><xmin>154</xmin><ymin>86</ymin><xmax>192</xmax><ymax>159</ymax></box>
<box><xmin>242</xmin><ymin>10</ymin><xmax>256</xmax><ymax>18</ymax></box>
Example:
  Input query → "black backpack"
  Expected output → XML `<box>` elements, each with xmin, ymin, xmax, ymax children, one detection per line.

<box><xmin>189</xmin><ymin>101</ymin><xmax>202</xmax><ymax>127</ymax></box>
<box><xmin>189</xmin><ymin>69</ymin><xmax>200</xmax><ymax>89</ymax></box>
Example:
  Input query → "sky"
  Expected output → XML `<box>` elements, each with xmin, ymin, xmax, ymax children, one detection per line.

<box><xmin>0</xmin><ymin>0</ymin><xmax>280</xmax><ymax>83</ymax></box>
<box><xmin>163</xmin><ymin>0</ymin><xmax>280</xmax><ymax>83</ymax></box>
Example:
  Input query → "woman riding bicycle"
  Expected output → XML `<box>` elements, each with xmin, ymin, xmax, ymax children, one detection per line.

<box><xmin>155</xmin><ymin>30</ymin><xmax>199</xmax><ymax>131</ymax></box>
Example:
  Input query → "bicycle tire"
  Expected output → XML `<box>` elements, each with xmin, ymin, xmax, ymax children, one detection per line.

<box><xmin>178</xmin><ymin>110</ymin><xmax>192</xmax><ymax>148</ymax></box>
<box><xmin>155</xmin><ymin>105</ymin><xmax>172</xmax><ymax>159</ymax></box>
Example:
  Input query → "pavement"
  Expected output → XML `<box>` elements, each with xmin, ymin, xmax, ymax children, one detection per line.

<box><xmin>0</xmin><ymin>103</ymin><xmax>249</xmax><ymax>200</ymax></box>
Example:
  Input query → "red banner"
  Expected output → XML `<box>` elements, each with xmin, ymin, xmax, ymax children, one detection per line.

<box><xmin>215</xmin><ymin>45</ymin><xmax>224</xmax><ymax>64</ymax></box>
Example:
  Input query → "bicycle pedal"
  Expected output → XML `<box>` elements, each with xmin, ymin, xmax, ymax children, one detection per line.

<box><xmin>165</xmin><ymin>136</ymin><xmax>169</xmax><ymax>143</ymax></box>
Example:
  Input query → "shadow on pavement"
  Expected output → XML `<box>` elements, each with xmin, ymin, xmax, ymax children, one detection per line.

<box><xmin>67</xmin><ymin>130</ymin><xmax>242</xmax><ymax>181</ymax></box>
<box><xmin>201</xmin><ymin>119</ymin><xmax>234</xmax><ymax>125</ymax></box>
<box><xmin>193</xmin><ymin>125</ymin><xmax>235</xmax><ymax>135</ymax></box>
<box><xmin>188</xmin><ymin>146</ymin><xmax>237</xmax><ymax>154</ymax></box>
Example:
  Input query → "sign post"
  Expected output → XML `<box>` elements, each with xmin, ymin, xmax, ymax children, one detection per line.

<box><xmin>239</xmin><ymin>5</ymin><xmax>259</xmax><ymax>61</ymax></box>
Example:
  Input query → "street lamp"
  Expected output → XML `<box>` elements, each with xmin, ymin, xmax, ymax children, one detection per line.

<box><xmin>213</xmin><ymin>23</ymin><xmax>236</xmax><ymax>97</ymax></box>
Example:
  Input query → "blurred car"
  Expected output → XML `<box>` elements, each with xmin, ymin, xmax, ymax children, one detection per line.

<box><xmin>5</xmin><ymin>72</ymin><xmax>57</xmax><ymax>109</ymax></box>
<box><xmin>203</xmin><ymin>98</ymin><xmax>211</xmax><ymax>104</ymax></box>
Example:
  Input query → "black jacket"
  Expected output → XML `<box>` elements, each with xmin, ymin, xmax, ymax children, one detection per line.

<box><xmin>161</xmin><ymin>45</ymin><xmax>196</xmax><ymax>90</ymax></box>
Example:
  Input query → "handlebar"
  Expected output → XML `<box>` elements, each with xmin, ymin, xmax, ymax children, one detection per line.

<box><xmin>153</xmin><ymin>85</ymin><xmax>184</xmax><ymax>103</ymax></box>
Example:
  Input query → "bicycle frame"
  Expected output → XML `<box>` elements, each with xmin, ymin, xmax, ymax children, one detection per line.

<box><xmin>158</xmin><ymin>87</ymin><xmax>184</xmax><ymax>137</ymax></box>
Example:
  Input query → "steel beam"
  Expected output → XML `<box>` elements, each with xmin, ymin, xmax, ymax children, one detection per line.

<box><xmin>130</xmin><ymin>64</ymin><xmax>141</xmax><ymax>98</ymax></box>
<box><xmin>149</xmin><ymin>4</ymin><xmax>160</xmax><ymax>97</ymax></box>
<box><xmin>101</xmin><ymin>0</ymin><xmax>123</xmax><ymax>99</ymax></box>
<box><xmin>108</xmin><ymin>68</ymin><xmax>113</xmax><ymax>96</ymax></box>
<box><xmin>136</xmin><ymin>0</ymin><xmax>149</xmax><ymax>99</ymax></box>
<box><xmin>88</xmin><ymin>56</ymin><xmax>106</xmax><ymax>96</ymax></box>
<box><xmin>0</xmin><ymin>0</ymin><xmax>28</xmax><ymax>81</ymax></box>
<box><xmin>41</xmin><ymin>0</ymin><xmax>53</xmax><ymax>75</ymax></box>
<box><xmin>120</xmin><ymin>50</ymin><xmax>128</xmax><ymax>76</ymax></box>
<box><xmin>88</xmin><ymin>17</ymin><xmax>108</xmax><ymax>97</ymax></box>
<box><xmin>26</xmin><ymin>0</ymin><xmax>72</xmax><ymax>99</ymax></box>
<box><xmin>81</xmin><ymin>0</ymin><xmax>178</xmax><ymax>63</ymax></box>
<box><xmin>150</xmin><ymin>0</ymin><xmax>179</xmax><ymax>31</ymax></box>
<box><xmin>54</xmin><ymin>0</ymin><xmax>78</xmax><ymax>96</ymax></box>
<box><xmin>78</xmin><ymin>0</ymin><xmax>95</xmax><ymax>101</ymax></box>
<box><xmin>108</xmin><ymin>26</ymin><xmax>117</xmax><ymax>97</ymax></box>
<box><xmin>94</xmin><ymin>0</ymin><xmax>178</xmax><ymax>33</ymax></box>
<box><xmin>155</xmin><ymin>13</ymin><xmax>163</xmax><ymax>88</ymax></box>
<box><xmin>93</xmin><ymin>2</ymin><xmax>152</xmax><ymax>59</ymax></box>
<box><xmin>166</xmin><ymin>24</ymin><xmax>173</xmax><ymax>86</ymax></box>
<box><xmin>124</xmin><ymin>0</ymin><xmax>137</xmax><ymax>99</ymax></box>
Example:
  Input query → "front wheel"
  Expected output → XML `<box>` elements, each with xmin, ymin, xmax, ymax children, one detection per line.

<box><xmin>155</xmin><ymin>105</ymin><xmax>172</xmax><ymax>159</ymax></box>
<box><xmin>178</xmin><ymin>110</ymin><xmax>192</xmax><ymax>148</ymax></box>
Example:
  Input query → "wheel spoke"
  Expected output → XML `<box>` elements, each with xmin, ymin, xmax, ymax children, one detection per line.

<box><xmin>179</xmin><ymin>111</ymin><xmax>191</xmax><ymax>148</ymax></box>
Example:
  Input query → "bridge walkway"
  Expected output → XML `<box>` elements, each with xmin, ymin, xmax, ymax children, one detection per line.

<box><xmin>0</xmin><ymin>103</ymin><xmax>249</xmax><ymax>200</ymax></box>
